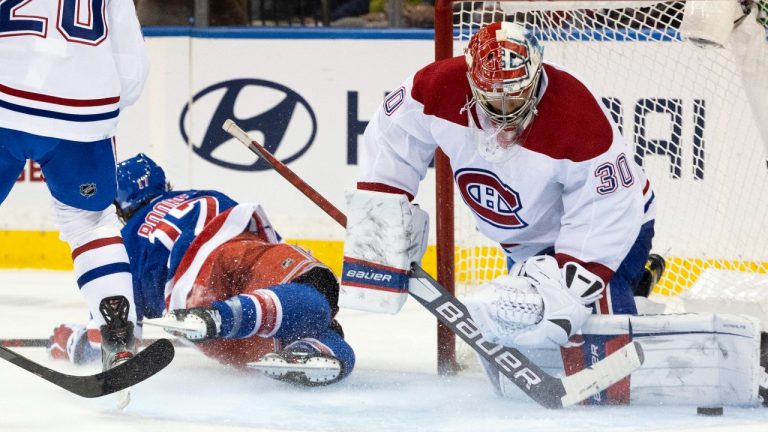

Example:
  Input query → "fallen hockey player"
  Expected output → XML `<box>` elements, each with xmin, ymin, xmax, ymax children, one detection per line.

<box><xmin>49</xmin><ymin>153</ymin><xmax>355</xmax><ymax>387</ymax></box>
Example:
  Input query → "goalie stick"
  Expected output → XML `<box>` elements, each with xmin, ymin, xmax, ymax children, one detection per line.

<box><xmin>222</xmin><ymin>119</ymin><xmax>645</xmax><ymax>408</ymax></box>
<box><xmin>0</xmin><ymin>338</ymin><xmax>174</xmax><ymax>398</ymax></box>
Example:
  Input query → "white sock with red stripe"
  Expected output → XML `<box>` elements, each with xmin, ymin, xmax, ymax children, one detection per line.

<box><xmin>71</xmin><ymin>235</ymin><xmax>136</xmax><ymax>327</ymax></box>
<box><xmin>53</xmin><ymin>202</ymin><xmax>137</xmax><ymax>332</ymax></box>
<box><xmin>212</xmin><ymin>290</ymin><xmax>281</xmax><ymax>339</ymax></box>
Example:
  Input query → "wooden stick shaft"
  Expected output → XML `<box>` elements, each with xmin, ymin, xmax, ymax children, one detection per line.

<box><xmin>223</xmin><ymin>119</ymin><xmax>348</xmax><ymax>227</ymax></box>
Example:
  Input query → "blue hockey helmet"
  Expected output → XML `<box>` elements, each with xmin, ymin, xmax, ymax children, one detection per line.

<box><xmin>115</xmin><ymin>153</ymin><xmax>168</xmax><ymax>222</ymax></box>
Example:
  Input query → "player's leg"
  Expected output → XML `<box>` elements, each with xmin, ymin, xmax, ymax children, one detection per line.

<box><xmin>244</xmin><ymin>269</ymin><xmax>354</xmax><ymax>386</ymax></box>
<box><xmin>491</xmin><ymin>313</ymin><xmax>764</xmax><ymax>406</ymax></box>
<box><xmin>166</xmin><ymin>276</ymin><xmax>354</xmax><ymax>385</ymax></box>
<box><xmin>250</xmin><ymin>328</ymin><xmax>355</xmax><ymax>386</ymax></box>
<box><xmin>171</xmin><ymin>278</ymin><xmax>334</xmax><ymax>341</ymax></box>
<box><xmin>36</xmin><ymin>136</ymin><xmax>137</xmax><ymax>371</ymax></box>
<box><xmin>0</xmin><ymin>127</ymin><xmax>31</xmax><ymax>203</ymax></box>
<box><xmin>165</xmin><ymin>239</ymin><xmax>355</xmax><ymax>384</ymax></box>
<box><xmin>545</xmin><ymin>221</ymin><xmax>655</xmax><ymax>404</ymax></box>
<box><xmin>172</xmin><ymin>241</ymin><xmax>342</xmax><ymax>341</ymax></box>
<box><xmin>602</xmin><ymin>220</ymin><xmax>656</xmax><ymax>315</ymax></box>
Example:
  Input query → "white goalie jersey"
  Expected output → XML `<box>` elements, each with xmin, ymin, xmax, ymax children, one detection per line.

<box><xmin>358</xmin><ymin>57</ymin><xmax>655</xmax><ymax>282</ymax></box>
<box><xmin>0</xmin><ymin>0</ymin><xmax>149</xmax><ymax>141</ymax></box>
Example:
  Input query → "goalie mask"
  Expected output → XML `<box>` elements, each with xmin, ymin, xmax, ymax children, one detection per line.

<box><xmin>115</xmin><ymin>153</ymin><xmax>169</xmax><ymax>223</ymax></box>
<box><xmin>465</xmin><ymin>22</ymin><xmax>543</xmax><ymax>161</ymax></box>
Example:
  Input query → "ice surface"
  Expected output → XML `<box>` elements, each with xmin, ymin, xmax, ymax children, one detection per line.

<box><xmin>1</xmin><ymin>270</ymin><xmax>767</xmax><ymax>432</ymax></box>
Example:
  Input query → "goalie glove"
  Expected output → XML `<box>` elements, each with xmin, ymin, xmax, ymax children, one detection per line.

<box><xmin>519</xmin><ymin>256</ymin><xmax>606</xmax><ymax>306</ymax></box>
<box><xmin>514</xmin><ymin>256</ymin><xmax>605</xmax><ymax>346</ymax></box>
<box><xmin>340</xmin><ymin>189</ymin><xmax>429</xmax><ymax>314</ymax></box>
<box><xmin>468</xmin><ymin>256</ymin><xmax>605</xmax><ymax>347</ymax></box>
<box><xmin>465</xmin><ymin>275</ymin><xmax>545</xmax><ymax>346</ymax></box>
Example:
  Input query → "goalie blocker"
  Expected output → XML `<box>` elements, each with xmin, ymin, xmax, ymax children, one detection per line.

<box><xmin>483</xmin><ymin>312</ymin><xmax>765</xmax><ymax>406</ymax></box>
<box><xmin>340</xmin><ymin>189</ymin><xmax>429</xmax><ymax>314</ymax></box>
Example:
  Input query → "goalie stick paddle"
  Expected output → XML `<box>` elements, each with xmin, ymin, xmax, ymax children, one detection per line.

<box><xmin>408</xmin><ymin>266</ymin><xmax>644</xmax><ymax>408</ymax></box>
<box><xmin>222</xmin><ymin>119</ymin><xmax>645</xmax><ymax>408</ymax></box>
<box><xmin>0</xmin><ymin>338</ymin><xmax>174</xmax><ymax>398</ymax></box>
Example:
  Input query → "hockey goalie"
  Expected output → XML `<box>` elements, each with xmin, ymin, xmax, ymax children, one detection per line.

<box><xmin>453</xmin><ymin>7</ymin><xmax>768</xmax><ymax>408</ymax></box>
<box><xmin>341</xmin><ymin>8</ymin><xmax>768</xmax><ymax>407</ymax></box>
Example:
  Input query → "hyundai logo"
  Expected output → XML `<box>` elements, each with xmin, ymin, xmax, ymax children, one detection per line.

<box><xmin>179</xmin><ymin>79</ymin><xmax>317</xmax><ymax>171</ymax></box>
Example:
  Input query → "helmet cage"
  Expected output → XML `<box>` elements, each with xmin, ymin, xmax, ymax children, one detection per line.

<box><xmin>468</xmin><ymin>67</ymin><xmax>542</xmax><ymax>131</ymax></box>
<box><xmin>466</xmin><ymin>22</ymin><xmax>543</xmax><ymax>131</ymax></box>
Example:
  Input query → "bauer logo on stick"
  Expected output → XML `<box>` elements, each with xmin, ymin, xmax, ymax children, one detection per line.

<box><xmin>434</xmin><ymin>298</ymin><xmax>543</xmax><ymax>390</ymax></box>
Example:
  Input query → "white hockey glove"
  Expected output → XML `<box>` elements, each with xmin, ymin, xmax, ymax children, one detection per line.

<box><xmin>467</xmin><ymin>255</ymin><xmax>605</xmax><ymax>347</ymax></box>
<box><xmin>464</xmin><ymin>275</ymin><xmax>544</xmax><ymax>345</ymax></box>
<box><xmin>340</xmin><ymin>189</ymin><xmax>429</xmax><ymax>314</ymax></box>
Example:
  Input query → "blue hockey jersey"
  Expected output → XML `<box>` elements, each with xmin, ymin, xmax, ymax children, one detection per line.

<box><xmin>121</xmin><ymin>190</ymin><xmax>238</xmax><ymax>319</ymax></box>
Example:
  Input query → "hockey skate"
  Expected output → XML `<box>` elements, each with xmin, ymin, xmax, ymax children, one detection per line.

<box><xmin>144</xmin><ymin>307</ymin><xmax>221</xmax><ymax>342</ymax></box>
<box><xmin>248</xmin><ymin>345</ymin><xmax>343</xmax><ymax>387</ymax></box>
<box><xmin>99</xmin><ymin>296</ymin><xmax>136</xmax><ymax>409</ymax></box>
<box><xmin>635</xmin><ymin>254</ymin><xmax>666</xmax><ymax>297</ymax></box>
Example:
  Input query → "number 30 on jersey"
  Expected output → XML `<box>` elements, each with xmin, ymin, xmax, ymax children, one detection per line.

<box><xmin>594</xmin><ymin>153</ymin><xmax>635</xmax><ymax>195</ymax></box>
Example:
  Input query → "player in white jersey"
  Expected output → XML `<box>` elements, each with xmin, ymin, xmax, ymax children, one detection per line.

<box><xmin>0</xmin><ymin>0</ymin><xmax>149</xmax><ymax>374</ymax></box>
<box><xmin>341</xmin><ymin>21</ymin><xmax>655</xmax><ymax>349</ymax></box>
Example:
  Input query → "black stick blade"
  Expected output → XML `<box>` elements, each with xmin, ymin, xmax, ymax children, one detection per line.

<box><xmin>0</xmin><ymin>338</ymin><xmax>175</xmax><ymax>398</ymax></box>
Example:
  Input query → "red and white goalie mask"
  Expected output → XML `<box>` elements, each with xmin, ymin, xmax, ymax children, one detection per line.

<box><xmin>465</xmin><ymin>22</ymin><xmax>543</xmax><ymax>162</ymax></box>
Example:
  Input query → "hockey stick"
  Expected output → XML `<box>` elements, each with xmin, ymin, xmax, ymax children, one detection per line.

<box><xmin>0</xmin><ymin>339</ymin><xmax>174</xmax><ymax>398</ymax></box>
<box><xmin>222</xmin><ymin>119</ymin><xmax>644</xmax><ymax>408</ymax></box>
<box><xmin>0</xmin><ymin>337</ymin><xmax>186</xmax><ymax>348</ymax></box>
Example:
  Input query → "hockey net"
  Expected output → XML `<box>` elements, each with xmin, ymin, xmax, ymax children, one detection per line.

<box><xmin>433</xmin><ymin>0</ymin><xmax>768</xmax><ymax>369</ymax></box>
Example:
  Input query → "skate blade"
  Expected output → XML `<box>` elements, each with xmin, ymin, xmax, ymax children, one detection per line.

<box><xmin>247</xmin><ymin>356</ymin><xmax>341</xmax><ymax>383</ymax></box>
<box><xmin>110</xmin><ymin>356</ymin><xmax>133</xmax><ymax>409</ymax></box>
<box><xmin>114</xmin><ymin>388</ymin><xmax>131</xmax><ymax>410</ymax></box>
<box><xmin>143</xmin><ymin>317</ymin><xmax>206</xmax><ymax>333</ymax></box>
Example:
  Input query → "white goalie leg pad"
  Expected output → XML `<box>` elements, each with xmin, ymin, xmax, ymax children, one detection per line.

<box><xmin>488</xmin><ymin>313</ymin><xmax>763</xmax><ymax>406</ymax></box>
<box><xmin>624</xmin><ymin>313</ymin><xmax>762</xmax><ymax>406</ymax></box>
<box><xmin>340</xmin><ymin>189</ymin><xmax>429</xmax><ymax>314</ymax></box>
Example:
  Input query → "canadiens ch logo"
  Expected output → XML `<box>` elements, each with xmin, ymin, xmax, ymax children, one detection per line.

<box><xmin>454</xmin><ymin>168</ymin><xmax>527</xmax><ymax>229</ymax></box>
<box><xmin>179</xmin><ymin>79</ymin><xmax>317</xmax><ymax>171</ymax></box>
<box><xmin>500</xmin><ymin>39</ymin><xmax>530</xmax><ymax>81</ymax></box>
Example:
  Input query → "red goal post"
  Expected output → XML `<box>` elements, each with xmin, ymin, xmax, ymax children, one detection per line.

<box><xmin>432</xmin><ymin>0</ymin><xmax>768</xmax><ymax>373</ymax></box>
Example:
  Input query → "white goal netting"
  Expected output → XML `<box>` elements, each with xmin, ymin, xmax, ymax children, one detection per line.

<box><xmin>444</xmin><ymin>0</ymin><xmax>768</xmax><ymax>302</ymax></box>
